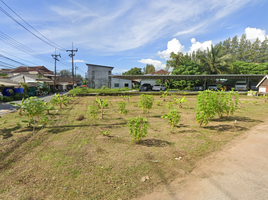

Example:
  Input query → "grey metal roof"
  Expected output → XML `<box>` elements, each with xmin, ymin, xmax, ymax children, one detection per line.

<box><xmin>110</xmin><ymin>74</ymin><xmax>265</xmax><ymax>80</ymax></box>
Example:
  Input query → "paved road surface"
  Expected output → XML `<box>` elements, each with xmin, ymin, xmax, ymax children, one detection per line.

<box><xmin>0</xmin><ymin>92</ymin><xmax>68</xmax><ymax>116</ymax></box>
<box><xmin>137</xmin><ymin>118</ymin><xmax>268</xmax><ymax>200</ymax></box>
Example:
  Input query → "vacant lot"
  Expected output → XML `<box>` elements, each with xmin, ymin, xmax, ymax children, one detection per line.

<box><xmin>0</xmin><ymin>94</ymin><xmax>267</xmax><ymax>199</ymax></box>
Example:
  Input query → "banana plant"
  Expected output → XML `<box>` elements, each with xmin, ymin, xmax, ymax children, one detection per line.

<box><xmin>94</xmin><ymin>98</ymin><xmax>108</xmax><ymax>119</ymax></box>
<box><xmin>10</xmin><ymin>97</ymin><xmax>25</xmax><ymax>115</ymax></box>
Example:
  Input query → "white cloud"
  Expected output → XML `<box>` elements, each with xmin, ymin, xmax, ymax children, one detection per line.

<box><xmin>245</xmin><ymin>27</ymin><xmax>267</xmax><ymax>43</ymax></box>
<box><xmin>157</xmin><ymin>38</ymin><xmax>184</xmax><ymax>60</ymax></box>
<box><xmin>189</xmin><ymin>38</ymin><xmax>212</xmax><ymax>53</ymax></box>
<box><xmin>138</xmin><ymin>59</ymin><xmax>166</xmax><ymax>71</ymax></box>
<box><xmin>74</xmin><ymin>60</ymin><xmax>86</xmax><ymax>63</ymax></box>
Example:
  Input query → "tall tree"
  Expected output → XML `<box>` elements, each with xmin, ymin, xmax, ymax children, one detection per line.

<box><xmin>59</xmin><ymin>69</ymin><xmax>72</xmax><ymax>77</ymax></box>
<box><xmin>122</xmin><ymin>67</ymin><xmax>143</xmax><ymax>75</ymax></box>
<box><xmin>143</xmin><ymin>64</ymin><xmax>155</xmax><ymax>74</ymax></box>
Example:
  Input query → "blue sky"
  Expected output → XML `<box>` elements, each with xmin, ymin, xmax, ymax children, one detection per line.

<box><xmin>0</xmin><ymin>0</ymin><xmax>268</xmax><ymax>76</ymax></box>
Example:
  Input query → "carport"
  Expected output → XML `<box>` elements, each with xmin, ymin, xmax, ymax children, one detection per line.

<box><xmin>110</xmin><ymin>74</ymin><xmax>265</xmax><ymax>89</ymax></box>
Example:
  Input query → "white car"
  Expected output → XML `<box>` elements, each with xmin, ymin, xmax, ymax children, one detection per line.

<box><xmin>208</xmin><ymin>84</ymin><xmax>218</xmax><ymax>91</ymax></box>
<box><xmin>152</xmin><ymin>85</ymin><xmax>166</xmax><ymax>91</ymax></box>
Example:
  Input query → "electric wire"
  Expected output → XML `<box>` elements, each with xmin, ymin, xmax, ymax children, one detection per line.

<box><xmin>0</xmin><ymin>0</ymin><xmax>66</xmax><ymax>50</ymax></box>
<box><xmin>0</xmin><ymin>49</ymin><xmax>38</xmax><ymax>65</ymax></box>
<box><xmin>0</xmin><ymin>53</ymin><xmax>28</xmax><ymax>66</ymax></box>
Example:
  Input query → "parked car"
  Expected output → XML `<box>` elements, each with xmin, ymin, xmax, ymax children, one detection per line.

<box><xmin>152</xmin><ymin>85</ymin><xmax>166</xmax><ymax>91</ymax></box>
<box><xmin>250</xmin><ymin>84</ymin><xmax>258</xmax><ymax>91</ymax></box>
<box><xmin>139</xmin><ymin>83</ymin><xmax>152</xmax><ymax>91</ymax></box>
<box><xmin>235</xmin><ymin>81</ymin><xmax>247</xmax><ymax>91</ymax></box>
<box><xmin>193</xmin><ymin>84</ymin><xmax>204</xmax><ymax>91</ymax></box>
<box><xmin>208</xmin><ymin>84</ymin><xmax>218</xmax><ymax>91</ymax></box>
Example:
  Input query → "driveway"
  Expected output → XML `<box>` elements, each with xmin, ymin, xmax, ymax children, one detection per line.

<box><xmin>137</xmin><ymin>117</ymin><xmax>268</xmax><ymax>200</ymax></box>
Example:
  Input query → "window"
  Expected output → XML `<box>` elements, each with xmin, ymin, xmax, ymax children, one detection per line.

<box><xmin>114</xmin><ymin>83</ymin><xmax>119</xmax><ymax>87</ymax></box>
<box><xmin>124</xmin><ymin>83</ymin><xmax>129</xmax><ymax>88</ymax></box>
<box><xmin>92</xmin><ymin>71</ymin><xmax>95</xmax><ymax>79</ymax></box>
<box><xmin>108</xmin><ymin>82</ymin><xmax>111</xmax><ymax>88</ymax></box>
<box><xmin>92</xmin><ymin>81</ymin><xmax>95</xmax><ymax>89</ymax></box>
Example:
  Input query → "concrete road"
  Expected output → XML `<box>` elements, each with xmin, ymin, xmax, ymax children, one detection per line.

<box><xmin>0</xmin><ymin>92</ymin><xmax>68</xmax><ymax>116</ymax></box>
<box><xmin>137</xmin><ymin>118</ymin><xmax>268</xmax><ymax>200</ymax></box>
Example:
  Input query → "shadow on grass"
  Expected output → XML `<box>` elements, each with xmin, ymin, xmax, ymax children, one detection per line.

<box><xmin>0</xmin><ymin>125</ymin><xmax>21</xmax><ymax>139</ymax></box>
<box><xmin>139</xmin><ymin>139</ymin><xmax>173</xmax><ymax>147</ymax></box>
<box><xmin>211</xmin><ymin>116</ymin><xmax>263</xmax><ymax>123</ymax></box>
<box><xmin>204</xmin><ymin>125</ymin><xmax>248</xmax><ymax>132</ymax></box>
<box><xmin>176</xmin><ymin>129</ymin><xmax>199</xmax><ymax>134</ymax></box>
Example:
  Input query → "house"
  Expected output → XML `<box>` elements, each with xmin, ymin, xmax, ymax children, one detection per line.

<box><xmin>141</xmin><ymin>69</ymin><xmax>170</xmax><ymax>86</ymax></box>
<box><xmin>0</xmin><ymin>78</ymin><xmax>20</xmax><ymax>96</ymax></box>
<box><xmin>49</xmin><ymin>76</ymin><xmax>82</xmax><ymax>91</ymax></box>
<box><xmin>9</xmin><ymin>73</ymin><xmax>52</xmax><ymax>84</ymax></box>
<box><xmin>10</xmin><ymin>66</ymin><xmax>53</xmax><ymax>75</ymax></box>
<box><xmin>256</xmin><ymin>75</ymin><xmax>268</xmax><ymax>94</ymax></box>
<box><xmin>111</xmin><ymin>78</ymin><xmax>132</xmax><ymax>89</ymax></box>
<box><xmin>87</xmin><ymin>64</ymin><xmax>113</xmax><ymax>89</ymax></box>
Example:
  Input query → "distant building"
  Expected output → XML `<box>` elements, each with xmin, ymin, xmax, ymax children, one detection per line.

<box><xmin>111</xmin><ymin>78</ymin><xmax>132</xmax><ymax>89</ymax></box>
<box><xmin>86</xmin><ymin>64</ymin><xmax>113</xmax><ymax>89</ymax></box>
<box><xmin>0</xmin><ymin>66</ymin><xmax>53</xmax><ymax>77</ymax></box>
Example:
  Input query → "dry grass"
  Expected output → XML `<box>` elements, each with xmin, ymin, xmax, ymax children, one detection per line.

<box><xmin>0</xmin><ymin>94</ymin><xmax>268</xmax><ymax>199</ymax></box>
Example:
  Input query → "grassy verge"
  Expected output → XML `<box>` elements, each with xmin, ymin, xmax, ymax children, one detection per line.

<box><xmin>0</xmin><ymin>94</ymin><xmax>267</xmax><ymax>199</ymax></box>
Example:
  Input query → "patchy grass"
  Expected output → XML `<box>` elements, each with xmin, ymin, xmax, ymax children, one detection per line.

<box><xmin>0</xmin><ymin>94</ymin><xmax>267</xmax><ymax>199</ymax></box>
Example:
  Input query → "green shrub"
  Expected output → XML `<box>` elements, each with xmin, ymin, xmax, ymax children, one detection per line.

<box><xmin>13</xmin><ymin>93</ymin><xmax>24</xmax><ymax>100</ymax></box>
<box><xmin>118</xmin><ymin>101</ymin><xmax>128</xmax><ymax>115</ymax></box>
<box><xmin>128</xmin><ymin>116</ymin><xmax>148</xmax><ymax>143</ymax></box>
<box><xmin>138</xmin><ymin>94</ymin><xmax>154</xmax><ymax>113</ymax></box>
<box><xmin>161</xmin><ymin>109</ymin><xmax>181</xmax><ymax>127</ymax></box>
<box><xmin>3</xmin><ymin>96</ymin><xmax>12</xmax><ymax>102</ymax></box>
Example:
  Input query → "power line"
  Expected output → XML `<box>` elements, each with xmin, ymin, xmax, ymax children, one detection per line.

<box><xmin>0</xmin><ymin>49</ymin><xmax>38</xmax><ymax>65</ymax></box>
<box><xmin>0</xmin><ymin>0</ymin><xmax>65</xmax><ymax>50</ymax></box>
<box><xmin>0</xmin><ymin>53</ymin><xmax>27</xmax><ymax>66</ymax></box>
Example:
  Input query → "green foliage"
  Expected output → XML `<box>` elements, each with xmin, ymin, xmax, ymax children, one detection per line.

<box><xmin>13</xmin><ymin>93</ymin><xmax>24</xmax><ymax>100</ymax></box>
<box><xmin>138</xmin><ymin>94</ymin><xmax>154</xmax><ymax>113</ymax></box>
<box><xmin>118</xmin><ymin>101</ymin><xmax>128</xmax><ymax>115</ymax></box>
<box><xmin>69</xmin><ymin>87</ymin><xmax>130</xmax><ymax>94</ymax></box>
<box><xmin>99</xmin><ymin>130</ymin><xmax>110</xmax><ymax>136</ymax></box>
<box><xmin>195</xmin><ymin>90</ymin><xmax>240</xmax><ymax>126</ymax></box>
<box><xmin>88</xmin><ymin>105</ymin><xmax>100</xmax><ymax>119</ymax></box>
<box><xmin>22</xmin><ymin>97</ymin><xmax>48</xmax><ymax>133</ymax></box>
<box><xmin>128</xmin><ymin>116</ymin><xmax>148</xmax><ymax>143</ymax></box>
<box><xmin>120</xmin><ymin>95</ymin><xmax>132</xmax><ymax>102</ymax></box>
<box><xmin>20</xmin><ymin>82</ymin><xmax>29</xmax><ymax>94</ymax></box>
<box><xmin>6</xmin><ymin>89</ymin><xmax>14</xmax><ymax>96</ymax></box>
<box><xmin>173</xmin><ymin>96</ymin><xmax>187</xmax><ymax>108</ymax></box>
<box><xmin>3</xmin><ymin>96</ymin><xmax>12</xmax><ymax>102</ymax></box>
<box><xmin>248</xmin><ymin>90</ymin><xmax>257</xmax><ymax>97</ymax></box>
<box><xmin>95</xmin><ymin>98</ymin><xmax>108</xmax><ymax>119</ymax></box>
<box><xmin>160</xmin><ymin>90</ymin><xmax>169</xmax><ymax>101</ymax></box>
<box><xmin>161</xmin><ymin>109</ymin><xmax>181</xmax><ymax>127</ymax></box>
<box><xmin>43</xmin><ymin>102</ymin><xmax>55</xmax><ymax>114</ymax></box>
<box><xmin>51</xmin><ymin>93</ymin><xmax>67</xmax><ymax>109</ymax></box>
<box><xmin>122</xmin><ymin>67</ymin><xmax>143</xmax><ymax>75</ymax></box>
<box><xmin>143</xmin><ymin>64</ymin><xmax>155</xmax><ymax>74</ymax></box>
<box><xmin>166</xmin><ymin>102</ymin><xmax>174</xmax><ymax>110</ymax></box>
<box><xmin>10</xmin><ymin>98</ymin><xmax>25</xmax><ymax>115</ymax></box>
<box><xmin>233</xmin><ymin>61</ymin><xmax>268</xmax><ymax>74</ymax></box>
<box><xmin>155</xmin><ymin>100</ymin><xmax>161</xmax><ymax>106</ymax></box>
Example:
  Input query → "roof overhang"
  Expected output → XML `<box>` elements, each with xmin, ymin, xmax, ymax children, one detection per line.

<box><xmin>110</xmin><ymin>74</ymin><xmax>265</xmax><ymax>80</ymax></box>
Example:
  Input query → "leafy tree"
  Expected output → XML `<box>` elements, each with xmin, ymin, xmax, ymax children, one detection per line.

<box><xmin>233</xmin><ymin>61</ymin><xmax>268</xmax><ymax>74</ymax></box>
<box><xmin>75</xmin><ymin>74</ymin><xmax>83</xmax><ymax>79</ymax></box>
<box><xmin>122</xmin><ymin>67</ymin><xmax>143</xmax><ymax>75</ymax></box>
<box><xmin>143</xmin><ymin>64</ymin><xmax>155</xmax><ymax>74</ymax></box>
<box><xmin>59</xmin><ymin>69</ymin><xmax>72</xmax><ymax>77</ymax></box>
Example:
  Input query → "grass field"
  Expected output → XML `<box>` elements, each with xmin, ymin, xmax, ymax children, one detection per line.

<box><xmin>0</xmin><ymin>94</ymin><xmax>267</xmax><ymax>199</ymax></box>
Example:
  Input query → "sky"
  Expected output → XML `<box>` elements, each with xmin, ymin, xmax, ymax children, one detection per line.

<box><xmin>0</xmin><ymin>0</ymin><xmax>268</xmax><ymax>77</ymax></box>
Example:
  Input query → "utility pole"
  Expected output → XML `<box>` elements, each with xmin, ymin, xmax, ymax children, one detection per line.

<box><xmin>51</xmin><ymin>49</ymin><xmax>61</xmax><ymax>91</ymax></box>
<box><xmin>66</xmin><ymin>43</ymin><xmax>78</xmax><ymax>88</ymax></box>
<box><xmin>75</xmin><ymin>65</ymin><xmax>78</xmax><ymax>78</ymax></box>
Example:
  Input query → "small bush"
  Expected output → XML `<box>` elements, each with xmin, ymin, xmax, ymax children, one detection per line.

<box><xmin>3</xmin><ymin>96</ymin><xmax>12</xmax><ymax>102</ymax></box>
<box><xmin>13</xmin><ymin>93</ymin><xmax>24</xmax><ymax>100</ymax></box>
<box><xmin>128</xmin><ymin>116</ymin><xmax>148</xmax><ymax>143</ymax></box>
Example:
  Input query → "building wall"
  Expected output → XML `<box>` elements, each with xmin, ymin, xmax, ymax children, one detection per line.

<box><xmin>87</xmin><ymin>64</ymin><xmax>113</xmax><ymax>89</ymax></box>
<box><xmin>111</xmin><ymin>78</ymin><xmax>132</xmax><ymax>89</ymax></box>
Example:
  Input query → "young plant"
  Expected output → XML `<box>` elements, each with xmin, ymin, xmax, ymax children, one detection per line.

<box><xmin>161</xmin><ymin>109</ymin><xmax>181</xmax><ymax>127</ymax></box>
<box><xmin>10</xmin><ymin>97</ymin><xmax>25</xmax><ymax>115</ymax></box>
<box><xmin>95</xmin><ymin>98</ymin><xmax>108</xmax><ymax>119</ymax></box>
<box><xmin>173</xmin><ymin>96</ymin><xmax>187</xmax><ymax>108</ymax></box>
<box><xmin>247</xmin><ymin>90</ymin><xmax>257</xmax><ymax>97</ymax></box>
<box><xmin>128</xmin><ymin>116</ymin><xmax>148</xmax><ymax>143</ymax></box>
<box><xmin>155</xmin><ymin>100</ymin><xmax>161</xmax><ymax>106</ymax></box>
<box><xmin>88</xmin><ymin>105</ymin><xmax>100</xmax><ymax>119</ymax></box>
<box><xmin>166</xmin><ymin>102</ymin><xmax>174</xmax><ymax>110</ymax></box>
<box><xmin>22</xmin><ymin>97</ymin><xmax>48</xmax><ymax>133</ymax></box>
<box><xmin>51</xmin><ymin>93</ymin><xmax>67</xmax><ymax>109</ymax></box>
<box><xmin>118</xmin><ymin>101</ymin><xmax>128</xmax><ymax>115</ymax></box>
<box><xmin>43</xmin><ymin>102</ymin><xmax>55</xmax><ymax>114</ymax></box>
<box><xmin>160</xmin><ymin>90</ymin><xmax>169</xmax><ymax>101</ymax></box>
<box><xmin>100</xmin><ymin>130</ymin><xmax>110</xmax><ymax>136</ymax></box>
<box><xmin>120</xmin><ymin>95</ymin><xmax>132</xmax><ymax>102</ymax></box>
<box><xmin>138</xmin><ymin>94</ymin><xmax>154</xmax><ymax>113</ymax></box>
